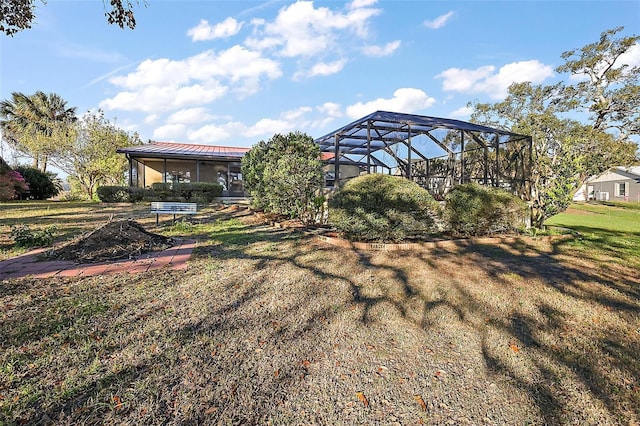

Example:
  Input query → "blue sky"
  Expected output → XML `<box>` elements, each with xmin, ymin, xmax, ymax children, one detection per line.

<box><xmin>1</xmin><ymin>0</ymin><xmax>639</xmax><ymax>159</ymax></box>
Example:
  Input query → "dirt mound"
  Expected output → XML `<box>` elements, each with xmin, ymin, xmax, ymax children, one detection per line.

<box><xmin>47</xmin><ymin>219</ymin><xmax>174</xmax><ymax>263</ymax></box>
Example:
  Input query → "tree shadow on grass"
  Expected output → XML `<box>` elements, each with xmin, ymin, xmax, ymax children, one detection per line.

<box><xmin>200</xmin><ymin>223</ymin><xmax>640</xmax><ymax>424</ymax></box>
<box><xmin>3</xmin><ymin>210</ymin><xmax>639</xmax><ymax>424</ymax></box>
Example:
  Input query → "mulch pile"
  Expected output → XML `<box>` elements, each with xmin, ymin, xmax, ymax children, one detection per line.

<box><xmin>46</xmin><ymin>219</ymin><xmax>174</xmax><ymax>263</ymax></box>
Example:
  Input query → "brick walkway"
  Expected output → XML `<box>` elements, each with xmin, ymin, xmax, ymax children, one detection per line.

<box><xmin>0</xmin><ymin>240</ymin><xmax>196</xmax><ymax>281</ymax></box>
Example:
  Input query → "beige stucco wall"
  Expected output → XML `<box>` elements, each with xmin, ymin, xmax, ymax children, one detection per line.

<box><xmin>323</xmin><ymin>164</ymin><xmax>361</xmax><ymax>183</ymax></box>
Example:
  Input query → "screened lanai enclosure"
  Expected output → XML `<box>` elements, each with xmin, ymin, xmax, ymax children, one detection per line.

<box><xmin>315</xmin><ymin>111</ymin><xmax>533</xmax><ymax>200</ymax></box>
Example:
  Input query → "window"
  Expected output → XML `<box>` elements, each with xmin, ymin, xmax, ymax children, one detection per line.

<box><xmin>615</xmin><ymin>182</ymin><xmax>627</xmax><ymax>197</ymax></box>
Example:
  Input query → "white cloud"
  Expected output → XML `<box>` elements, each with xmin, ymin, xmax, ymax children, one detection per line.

<box><xmin>295</xmin><ymin>59</ymin><xmax>347</xmax><ymax>79</ymax></box>
<box><xmin>144</xmin><ymin>114</ymin><xmax>159</xmax><ymax>124</ymax></box>
<box><xmin>166</xmin><ymin>108</ymin><xmax>216</xmax><ymax>124</ymax></box>
<box><xmin>187</xmin><ymin>124</ymin><xmax>233</xmax><ymax>142</ymax></box>
<box><xmin>437</xmin><ymin>60</ymin><xmax>554</xmax><ymax>99</ymax></box>
<box><xmin>153</xmin><ymin>124</ymin><xmax>187</xmax><ymax>141</ymax></box>
<box><xmin>157</xmin><ymin>107</ymin><xmax>316</xmax><ymax>144</ymax></box>
<box><xmin>244</xmin><ymin>107</ymin><xmax>312</xmax><ymax>137</ymax></box>
<box><xmin>281</xmin><ymin>106</ymin><xmax>313</xmax><ymax>121</ymax></box>
<box><xmin>437</xmin><ymin>65</ymin><xmax>496</xmax><ymax>92</ymax></box>
<box><xmin>348</xmin><ymin>0</ymin><xmax>377</xmax><ymax>9</ymax></box>
<box><xmin>100</xmin><ymin>82</ymin><xmax>228</xmax><ymax>113</ymax></box>
<box><xmin>312</xmin><ymin>102</ymin><xmax>343</xmax><ymax>128</ymax></box>
<box><xmin>187</xmin><ymin>18</ymin><xmax>243</xmax><ymax>41</ymax></box>
<box><xmin>244</xmin><ymin>118</ymin><xmax>293</xmax><ymax>137</ymax></box>
<box><xmin>449</xmin><ymin>106</ymin><xmax>473</xmax><ymax>117</ymax></box>
<box><xmin>318</xmin><ymin>102</ymin><xmax>342</xmax><ymax>117</ymax></box>
<box><xmin>247</xmin><ymin>0</ymin><xmax>381</xmax><ymax>58</ymax></box>
<box><xmin>619</xmin><ymin>42</ymin><xmax>640</xmax><ymax>67</ymax></box>
<box><xmin>345</xmin><ymin>88</ymin><xmax>437</xmax><ymax>118</ymax></box>
<box><xmin>423</xmin><ymin>11</ymin><xmax>455</xmax><ymax>29</ymax></box>
<box><xmin>100</xmin><ymin>46</ymin><xmax>281</xmax><ymax>113</ymax></box>
<box><xmin>362</xmin><ymin>40</ymin><xmax>401</xmax><ymax>57</ymax></box>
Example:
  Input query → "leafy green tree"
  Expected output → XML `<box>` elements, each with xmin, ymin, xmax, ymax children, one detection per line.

<box><xmin>557</xmin><ymin>26</ymin><xmax>640</xmax><ymax>140</ymax></box>
<box><xmin>51</xmin><ymin>111</ymin><xmax>142</xmax><ymax>199</ymax></box>
<box><xmin>1</xmin><ymin>0</ymin><xmax>141</xmax><ymax>36</ymax></box>
<box><xmin>241</xmin><ymin>140</ymin><xmax>269</xmax><ymax>210</ymax></box>
<box><xmin>13</xmin><ymin>166</ymin><xmax>60</xmax><ymax>200</ymax></box>
<box><xmin>242</xmin><ymin>132</ymin><xmax>323</xmax><ymax>223</ymax></box>
<box><xmin>470</xmin><ymin>27</ymin><xmax>639</xmax><ymax>227</ymax></box>
<box><xmin>0</xmin><ymin>91</ymin><xmax>77</xmax><ymax>171</ymax></box>
<box><xmin>471</xmin><ymin>82</ymin><xmax>637</xmax><ymax>227</ymax></box>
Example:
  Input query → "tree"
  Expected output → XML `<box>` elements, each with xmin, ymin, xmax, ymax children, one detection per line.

<box><xmin>0</xmin><ymin>91</ymin><xmax>77</xmax><ymax>171</ymax></box>
<box><xmin>557</xmin><ymin>26</ymin><xmax>640</xmax><ymax>140</ymax></box>
<box><xmin>13</xmin><ymin>166</ymin><xmax>60</xmax><ymax>200</ymax></box>
<box><xmin>471</xmin><ymin>82</ymin><xmax>637</xmax><ymax>227</ymax></box>
<box><xmin>50</xmin><ymin>111</ymin><xmax>142</xmax><ymax>199</ymax></box>
<box><xmin>469</xmin><ymin>27</ymin><xmax>639</xmax><ymax>227</ymax></box>
<box><xmin>242</xmin><ymin>132</ymin><xmax>324</xmax><ymax>223</ymax></box>
<box><xmin>240</xmin><ymin>139</ymin><xmax>269</xmax><ymax>210</ymax></box>
<box><xmin>1</xmin><ymin>0</ymin><xmax>141</xmax><ymax>36</ymax></box>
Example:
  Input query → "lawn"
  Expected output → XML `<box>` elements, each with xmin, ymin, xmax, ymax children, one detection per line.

<box><xmin>1</xmin><ymin>201</ymin><xmax>639</xmax><ymax>425</ymax></box>
<box><xmin>545</xmin><ymin>202</ymin><xmax>640</xmax><ymax>270</ymax></box>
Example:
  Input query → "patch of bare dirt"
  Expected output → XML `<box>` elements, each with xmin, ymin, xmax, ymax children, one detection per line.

<box><xmin>46</xmin><ymin>219</ymin><xmax>174</xmax><ymax>263</ymax></box>
<box><xmin>565</xmin><ymin>207</ymin><xmax>597</xmax><ymax>215</ymax></box>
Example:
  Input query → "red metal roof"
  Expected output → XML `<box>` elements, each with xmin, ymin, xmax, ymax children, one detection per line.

<box><xmin>117</xmin><ymin>142</ymin><xmax>251</xmax><ymax>159</ymax></box>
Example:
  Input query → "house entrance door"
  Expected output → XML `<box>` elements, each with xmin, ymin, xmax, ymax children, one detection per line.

<box><xmin>228</xmin><ymin>162</ymin><xmax>244</xmax><ymax>197</ymax></box>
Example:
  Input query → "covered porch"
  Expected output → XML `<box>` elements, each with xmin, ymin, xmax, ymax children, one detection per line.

<box><xmin>117</xmin><ymin>142</ymin><xmax>250</xmax><ymax>197</ymax></box>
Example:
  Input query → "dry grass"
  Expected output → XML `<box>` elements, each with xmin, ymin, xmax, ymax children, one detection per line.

<box><xmin>1</xmin><ymin>203</ymin><xmax>639</xmax><ymax>425</ymax></box>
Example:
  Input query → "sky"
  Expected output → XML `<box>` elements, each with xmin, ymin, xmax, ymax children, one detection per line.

<box><xmin>1</xmin><ymin>0</ymin><xmax>639</xmax><ymax>168</ymax></box>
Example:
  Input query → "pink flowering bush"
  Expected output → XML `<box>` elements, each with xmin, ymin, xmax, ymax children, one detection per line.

<box><xmin>0</xmin><ymin>170</ymin><xmax>29</xmax><ymax>201</ymax></box>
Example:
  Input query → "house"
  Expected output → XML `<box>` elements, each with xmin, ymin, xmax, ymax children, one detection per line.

<box><xmin>576</xmin><ymin>166</ymin><xmax>640</xmax><ymax>202</ymax></box>
<box><xmin>116</xmin><ymin>142</ymin><xmax>250</xmax><ymax>197</ymax></box>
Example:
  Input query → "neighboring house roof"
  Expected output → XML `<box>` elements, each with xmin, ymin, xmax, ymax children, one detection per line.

<box><xmin>587</xmin><ymin>166</ymin><xmax>640</xmax><ymax>183</ymax></box>
<box><xmin>614</xmin><ymin>166</ymin><xmax>640</xmax><ymax>177</ymax></box>
<box><xmin>117</xmin><ymin>142</ymin><xmax>250</xmax><ymax>161</ymax></box>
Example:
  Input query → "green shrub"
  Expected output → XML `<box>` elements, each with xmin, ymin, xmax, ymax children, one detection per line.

<box><xmin>444</xmin><ymin>183</ymin><xmax>527</xmax><ymax>237</ymax></box>
<box><xmin>242</xmin><ymin>132</ymin><xmax>323</xmax><ymax>223</ymax></box>
<box><xmin>148</xmin><ymin>182</ymin><xmax>222</xmax><ymax>203</ymax></box>
<box><xmin>151</xmin><ymin>183</ymin><xmax>173</xmax><ymax>200</ymax></box>
<box><xmin>13</xmin><ymin>166</ymin><xmax>60</xmax><ymax>200</ymax></box>
<box><xmin>96</xmin><ymin>186</ymin><xmax>129</xmax><ymax>202</ymax></box>
<box><xmin>329</xmin><ymin>174</ymin><xmax>441</xmax><ymax>242</ymax></box>
<box><xmin>127</xmin><ymin>187</ymin><xmax>147</xmax><ymax>202</ymax></box>
<box><xmin>174</xmin><ymin>182</ymin><xmax>223</xmax><ymax>203</ymax></box>
<box><xmin>11</xmin><ymin>225</ymin><xmax>57</xmax><ymax>248</ymax></box>
<box><xmin>96</xmin><ymin>186</ymin><xmax>151</xmax><ymax>203</ymax></box>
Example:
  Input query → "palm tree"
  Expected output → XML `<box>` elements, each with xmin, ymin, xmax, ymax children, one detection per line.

<box><xmin>0</xmin><ymin>91</ymin><xmax>77</xmax><ymax>171</ymax></box>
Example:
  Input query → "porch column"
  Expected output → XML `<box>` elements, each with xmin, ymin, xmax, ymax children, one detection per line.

<box><xmin>407</xmin><ymin>124</ymin><xmax>412</xmax><ymax>180</ymax></box>
<box><xmin>128</xmin><ymin>156</ymin><xmax>133</xmax><ymax>186</ymax></box>
<box><xmin>367</xmin><ymin>120</ymin><xmax>371</xmax><ymax>174</ymax></box>
<box><xmin>483</xmin><ymin>144</ymin><xmax>489</xmax><ymax>185</ymax></box>
<box><xmin>494</xmin><ymin>133</ymin><xmax>500</xmax><ymax>187</ymax></box>
<box><xmin>334</xmin><ymin>134</ymin><xmax>340</xmax><ymax>188</ymax></box>
<box><xmin>196</xmin><ymin>160</ymin><xmax>200</xmax><ymax>182</ymax></box>
<box><xmin>460</xmin><ymin>130</ymin><xmax>465</xmax><ymax>184</ymax></box>
<box><xmin>163</xmin><ymin>159</ymin><xmax>167</xmax><ymax>183</ymax></box>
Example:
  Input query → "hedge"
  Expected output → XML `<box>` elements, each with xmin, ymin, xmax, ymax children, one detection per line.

<box><xmin>444</xmin><ymin>183</ymin><xmax>527</xmax><ymax>237</ymax></box>
<box><xmin>329</xmin><ymin>174</ymin><xmax>441</xmax><ymax>242</ymax></box>
<box><xmin>97</xmin><ymin>183</ymin><xmax>223</xmax><ymax>203</ymax></box>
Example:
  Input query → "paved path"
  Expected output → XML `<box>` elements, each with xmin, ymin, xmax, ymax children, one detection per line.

<box><xmin>0</xmin><ymin>240</ymin><xmax>196</xmax><ymax>281</ymax></box>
